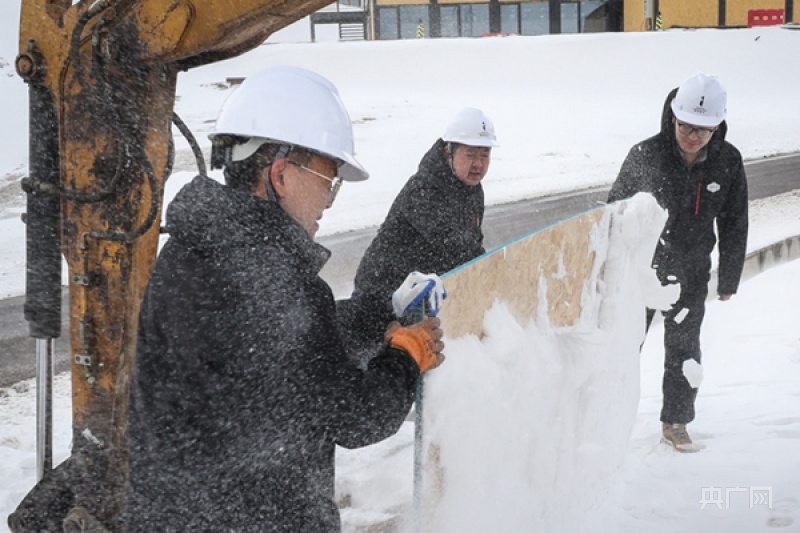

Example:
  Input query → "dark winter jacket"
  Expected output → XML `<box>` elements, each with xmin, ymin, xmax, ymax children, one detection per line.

<box><xmin>339</xmin><ymin>138</ymin><xmax>485</xmax><ymax>350</ymax></box>
<box><xmin>125</xmin><ymin>176</ymin><xmax>419</xmax><ymax>532</ymax></box>
<box><xmin>608</xmin><ymin>88</ymin><xmax>748</xmax><ymax>294</ymax></box>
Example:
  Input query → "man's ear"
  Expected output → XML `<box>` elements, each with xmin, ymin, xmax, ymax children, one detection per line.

<box><xmin>269</xmin><ymin>158</ymin><xmax>290</xmax><ymax>197</ymax></box>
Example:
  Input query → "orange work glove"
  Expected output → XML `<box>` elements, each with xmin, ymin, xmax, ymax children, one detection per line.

<box><xmin>385</xmin><ymin>317</ymin><xmax>445</xmax><ymax>373</ymax></box>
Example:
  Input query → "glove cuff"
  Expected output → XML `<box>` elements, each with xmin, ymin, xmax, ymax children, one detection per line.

<box><xmin>389</xmin><ymin>328</ymin><xmax>436</xmax><ymax>372</ymax></box>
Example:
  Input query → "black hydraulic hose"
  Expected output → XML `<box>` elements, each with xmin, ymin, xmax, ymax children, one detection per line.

<box><xmin>88</xmin><ymin>77</ymin><xmax>163</xmax><ymax>243</ymax></box>
<box><xmin>67</xmin><ymin>0</ymin><xmax>163</xmax><ymax>244</ymax></box>
<box><xmin>173</xmin><ymin>112</ymin><xmax>207</xmax><ymax>177</ymax></box>
<box><xmin>22</xmin><ymin>142</ymin><xmax>127</xmax><ymax>202</ymax></box>
<box><xmin>88</xmin><ymin>152</ymin><xmax>162</xmax><ymax>242</ymax></box>
<box><xmin>69</xmin><ymin>0</ymin><xmax>115</xmax><ymax>94</ymax></box>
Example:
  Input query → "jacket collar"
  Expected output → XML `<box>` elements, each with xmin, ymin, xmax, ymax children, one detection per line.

<box><xmin>166</xmin><ymin>175</ymin><xmax>331</xmax><ymax>275</ymax></box>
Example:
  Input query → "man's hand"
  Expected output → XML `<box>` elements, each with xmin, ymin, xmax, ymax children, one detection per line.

<box><xmin>392</xmin><ymin>272</ymin><xmax>447</xmax><ymax>318</ymax></box>
<box><xmin>718</xmin><ymin>294</ymin><xmax>733</xmax><ymax>301</ymax></box>
<box><xmin>385</xmin><ymin>317</ymin><xmax>445</xmax><ymax>372</ymax></box>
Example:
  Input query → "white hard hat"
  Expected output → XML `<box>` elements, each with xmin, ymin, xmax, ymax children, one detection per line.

<box><xmin>442</xmin><ymin>107</ymin><xmax>498</xmax><ymax>147</ymax></box>
<box><xmin>210</xmin><ymin>66</ymin><xmax>368</xmax><ymax>181</ymax></box>
<box><xmin>670</xmin><ymin>73</ymin><xmax>727</xmax><ymax>128</ymax></box>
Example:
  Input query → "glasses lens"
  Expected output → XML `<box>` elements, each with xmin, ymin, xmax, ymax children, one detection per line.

<box><xmin>329</xmin><ymin>178</ymin><xmax>343</xmax><ymax>206</ymax></box>
<box><xmin>678</xmin><ymin>122</ymin><xmax>713</xmax><ymax>139</ymax></box>
<box><xmin>289</xmin><ymin>160</ymin><xmax>342</xmax><ymax>206</ymax></box>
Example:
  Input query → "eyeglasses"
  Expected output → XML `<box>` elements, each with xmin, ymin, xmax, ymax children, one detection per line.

<box><xmin>676</xmin><ymin>120</ymin><xmax>717</xmax><ymax>140</ymax></box>
<box><xmin>287</xmin><ymin>160</ymin><xmax>343</xmax><ymax>206</ymax></box>
<box><xmin>460</xmin><ymin>147</ymin><xmax>492</xmax><ymax>162</ymax></box>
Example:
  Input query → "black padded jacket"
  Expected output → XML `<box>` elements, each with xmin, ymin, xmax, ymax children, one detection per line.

<box><xmin>339</xmin><ymin>138</ymin><xmax>485</xmax><ymax>351</ymax></box>
<box><xmin>126</xmin><ymin>176</ymin><xmax>419</xmax><ymax>532</ymax></box>
<box><xmin>608</xmin><ymin>88</ymin><xmax>748</xmax><ymax>294</ymax></box>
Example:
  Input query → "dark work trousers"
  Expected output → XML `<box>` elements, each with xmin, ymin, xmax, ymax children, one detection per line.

<box><xmin>645</xmin><ymin>278</ymin><xmax>708</xmax><ymax>425</ymax></box>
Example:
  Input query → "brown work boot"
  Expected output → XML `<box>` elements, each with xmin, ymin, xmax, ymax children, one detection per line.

<box><xmin>662</xmin><ymin>423</ymin><xmax>700</xmax><ymax>453</ymax></box>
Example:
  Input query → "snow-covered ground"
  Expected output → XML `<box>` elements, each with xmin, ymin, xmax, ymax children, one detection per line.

<box><xmin>2</xmin><ymin>192</ymin><xmax>799</xmax><ymax>532</ymax></box>
<box><xmin>1</xmin><ymin>2</ymin><xmax>800</xmax><ymax>531</ymax></box>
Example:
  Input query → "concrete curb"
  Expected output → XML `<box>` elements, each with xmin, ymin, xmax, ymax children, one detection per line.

<box><xmin>742</xmin><ymin>235</ymin><xmax>800</xmax><ymax>282</ymax></box>
<box><xmin>708</xmin><ymin>234</ymin><xmax>800</xmax><ymax>298</ymax></box>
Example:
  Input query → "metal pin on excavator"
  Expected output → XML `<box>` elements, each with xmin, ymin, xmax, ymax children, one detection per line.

<box><xmin>11</xmin><ymin>1</ymin><xmax>333</xmax><ymax>531</ymax></box>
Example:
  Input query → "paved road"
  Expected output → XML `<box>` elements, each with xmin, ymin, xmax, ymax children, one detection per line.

<box><xmin>1</xmin><ymin>153</ymin><xmax>798</xmax><ymax>387</ymax></box>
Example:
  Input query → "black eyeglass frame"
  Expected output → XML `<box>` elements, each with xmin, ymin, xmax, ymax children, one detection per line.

<box><xmin>675</xmin><ymin>120</ymin><xmax>717</xmax><ymax>140</ymax></box>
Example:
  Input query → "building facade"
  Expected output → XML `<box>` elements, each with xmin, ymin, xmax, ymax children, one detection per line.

<box><xmin>624</xmin><ymin>0</ymin><xmax>797</xmax><ymax>31</ymax></box>
<box><xmin>372</xmin><ymin>1</ymin><xmax>611</xmax><ymax>39</ymax></box>
<box><xmin>319</xmin><ymin>0</ymin><xmax>798</xmax><ymax>40</ymax></box>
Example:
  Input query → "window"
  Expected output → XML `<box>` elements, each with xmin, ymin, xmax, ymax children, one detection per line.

<box><xmin>561</xmin><ymin>2</ymin><xmax>579</xmax><ymax>34</ymax></box>
<box><xmin>580</xmin><ymin>1</ymin><xmax>606</xmax><ymax>32</ymax></box>
<box><xmin>460</xmin><ymin>4</ymin><xmax>490</xmax><ymax>37</ymax></box>
<box><xmin>441</xmin><ymin>6</ymin><xmax>460</xmax><ymax>37</ymax></box>
<box><xmin>378</xmin><ymin>7</ymin><xmax>398</xmax><ymax>40</ymax></box>
<box><xmin>400</xmin><ymin>6</ymin><xmax>429</xmax><ymax>39</ymax></box>
<box><xmin>521</xmin><ymin>2</ymin><xmax>549</xmax><ymax>35</ymax></box>
<box><xmin>501</xmin><ymin>4</ymin><xmax>521</xmax><ymax>34</ymax></box>
<box><xmin>560</xmin><ymin>1</ymin><xmax>607</xmax><ymax>33</ymax></box>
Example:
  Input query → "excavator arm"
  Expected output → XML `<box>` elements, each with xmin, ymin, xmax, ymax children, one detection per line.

<box><xmin>11</xmin><ymin>1</ymin><xmax>334</xmax><ymax>531</ymax></box>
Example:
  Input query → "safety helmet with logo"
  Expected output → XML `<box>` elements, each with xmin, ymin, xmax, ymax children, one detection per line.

<box><xmin>670</xmin><ymin>73</ymin><xmax>727</xmax><ymax>128</ymax></box>
<box><xmin>442</xmin><ymin>107</ymin><xmax>498</xmax><ymax>147</ymax></box>
<box><xmin>209</xmin><ymin>65</ymin><xmax>368</xmax><ymax>181</ymax></box>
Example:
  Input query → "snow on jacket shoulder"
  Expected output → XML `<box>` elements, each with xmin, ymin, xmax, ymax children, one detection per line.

<box><xmin>126</xmin><ymin>176</ymin><xmax>419</xmax><ymax>532</ymax></box>
<box><xmin>608</xmin><ymin>88</ymin><xmax>748</xmax><ymax>294</ymax></box>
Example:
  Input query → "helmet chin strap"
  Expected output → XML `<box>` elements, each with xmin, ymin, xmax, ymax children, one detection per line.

<box><xmin>266</xmin><ymin>144</ymin><xmax>292</xmax><ymax>203</ymax></box>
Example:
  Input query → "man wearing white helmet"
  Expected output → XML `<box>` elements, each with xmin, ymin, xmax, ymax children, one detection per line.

<box><xmin>608</xmin><ymin>73</ymin><xmax>748</xmax><ymax>453</ymax></box>
<box><xmin>340</xmin><ymin>107</ymin><xmax>496</xmax><ymax>361</ymax></box>
<box><xmin>125</xmin><ymin>66</ymin><xmax>445</xmax><ymax>531</ymax></box>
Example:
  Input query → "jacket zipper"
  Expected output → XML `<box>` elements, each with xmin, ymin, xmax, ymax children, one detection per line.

<box><xmin>694</xmin><ymin>181</ymin><xmax>702</xmax><ymax>216</ymax></box>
